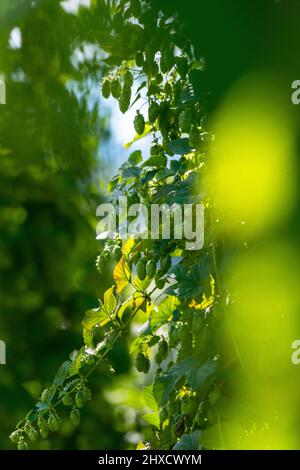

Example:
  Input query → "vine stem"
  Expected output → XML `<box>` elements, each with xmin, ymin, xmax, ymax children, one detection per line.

<box><xmin>23</xmin><ymin>284</ymin><xmax>157</xmax><ymax>426</ymax></box>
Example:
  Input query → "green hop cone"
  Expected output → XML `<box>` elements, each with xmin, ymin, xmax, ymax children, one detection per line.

<box><xmin>86</xmin><ymin>355</ymin><xmax>95</xmax><ymax>366</ymax></box>
<box><xmin>160</xmin><ymin>256</ymin><xmax>171</xmax><ymax>274</ymax></box>
<box><xmin>158</xmin><ymin>339</ymin><xmax>168</xmax><ymax>359</ymax></box>
<box><xmin>146</xmin><ymin>259</ymin><xmax>156</xmax><ymax>278</ymax></box>
<box><xmin>111</xmin><ymin>78</ymin><xmax>121</xmax><ymax>99</ymax></box>
<box><xmin>75</xmin><ymin>390</ymin><xmax>86</xmax><ymax>408</ymax></box>
<box><xmin>38</xmin><ymin>418</ymin><xmax>49</xmax><ymax>439</ymax></box>
<box><xmin>136</xmin><ymin>258</ymin><xmax>146</xmax><ymax>280</ymax></box>
<box><xmin>135</xmin><ymin>352</ymin><xmax>150</xmax><ymax>373</ymax></box>
<box><xmin>62</xmin><ymin>393</ymin><xmax>73</xmax><ymax>406</ymax></box>
<box><xmin>70</xmin><ymin>408</ymin><xmax>80</xmax><ymax>426</ymax></box>
<box><xmin>9</xmin><ymin>431</ymin><xmax>20</xmax><ymax>443</ymax></box>
<box><xmin>82</xmin><ymin>387</ymin><xmax>92</xmax><ymax>401</ymax></box>
<box><xmin>179</xmin><ymin>110</ymin><xmax>192</xmax><ymax>133</ymax></box>
<box><xmin>119</xmin><ymin>84</ymin><xmax>131</xmax><ymax>113</ymax></box>
<box><xmin>17</xmin><ymin>440</ymin><xmax>28</xmax><ymax>451</ymax></box>
<box><xmin>134</xmin><ymin>112</ymin><xmax>145</xmax><ymax>135</ymax></box>
<box><xmin>47</xmin><ymin>414</ymin><xmax>60</xmax><ymax>432</ymax></box>
<box><xmin>24</xmin><ymin>422</ymin><xmax>32</xmax><ymax>437</ymax></box>
<box><xmin>124</xmin><ymin>70</ymin><xmax>133</xmax><ymax>87</ymax></box>
<box><xmin>155</xmin><ymin>275</ymin><xmax>165</xmax><ymax>290</ymax></box>
<box><xmin>96</xmin><ymin>254</ymin><xmax>106</xmax><ymax>273</ymax></box>
<box><xmin>28</xmin><ymin>428</ymin><xmax>38</xmax><ymax>442</ymax></box>
<box><xmin>101</xmin><ymin>78</ymin><xmax>111</xmax><ymax>99</ymax></box>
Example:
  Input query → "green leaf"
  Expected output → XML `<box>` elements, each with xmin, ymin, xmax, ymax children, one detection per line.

<box><xmin>108</xmin><ymin>173</ymin><xmax>120</xmax><ymax>192</ymax></box>
<box><xmin>153</xmin><ymin>356</ymin><xmax>217</xmax><ymax>405</ymax></box>
<box><xmin>53</xmin><ymin>361</ymin><xmax>72</xmax><ymax>386</ymax></box>
<box><xmin>173</xmin><ymin>431</ymin><xmax>202</xmax><ymax>450</ymax></box>
<box><xmin>83</xmin><ymin>328</ymin><xmax>93</xmax><ymax>348</ymax></box>
<box><xmin>129</xmin><ymin>150</ymin><xmax>142</xmax><ymax>165</ymax></box>
<box><xmin>68</xmin><ymin>347</ymin><xmax>84</xmax><ymax>377</ymax></box>
<box><xmin>142</xmin><ymin>154</ymin><xmax>167</xmax><ymax>168</ymax></box>
<box><xmin>150</xmin><ymin>296</ymin><xmax>179</xmax><ymax>332</ymax></box>
<box><xmin>142</xmin><ymin>412</ymin><xmax>160</xmax><ymax>428</ymax></box>
<box><xmin>103</xmin><ymin>287</ymin><xmax>117</xmax><ymax>316</ymax></box>
<box><xmin>133</xmin><ymin>275</ymin><xmax>151</xmax><ymax>292</ymax></box>
<box><xmin>187</xmin><ymin>359</ymin><xmax>218</xmax><ymax>390</ymax></box>
<box><xmin>113</xmin><ymin>256</ymin><xmax>131</xmax><ymax>293</ymax></box>
<box><xmin>122</xmin><ymin>166</ymin><xmax>141</xmax><ymax>178</ymax></box>
<box><xmin>143</xmin><ymin>385</ymin><xmax>158</xmax><ymax>412</ymax></box>
<box><xmin>82</xmin><ymin>305</ymin><xmax>110</xmax><ymax>330</ymax></box>
<box><xmin>166</xmin><ymin>255</ymin><xmax>211</xmax><ymax>300</ymax></box>
<box><xmin>153</xmin><ymin>357</ymin><xmax>198</xmax><ymax>405</ymax></box>
<box><xmin>167</xmin><ymin>138</ymin><xmax>190</xmax><ymax>155</ymax></box>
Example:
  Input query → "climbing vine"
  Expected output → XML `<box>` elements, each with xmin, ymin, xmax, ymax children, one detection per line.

<box><xmin>10</xmin><ymin>0</ymin><xmax>225</xmax><ymax>451</ymax></box>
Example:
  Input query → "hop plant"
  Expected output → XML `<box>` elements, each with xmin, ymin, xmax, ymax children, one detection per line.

<box><xmin>70</xmin><ymin>408</ymin><xmax>80</xmax><ymax>426</ymax></box>
<box><xmin>111</xmin><ymin>78</ymin><xmax>121</xmax><ymax>98</ymax></box>
<box><xmin>135</xmin><ymin>352</ymin><xmax>150</xmax><ymax>373</ymax></box>
<box><xmin>146</xmin><ymin>259</ymin><xmax>156</xmax><ymax>278</ymax></box>
<box><xmin>47</xmin><ymin>413</ymin><xmax>60</xmax><ymax>432</ymax></box>
<box><xmin>38</xmin><ymin>416</ymin><xmax>49</xmax><ymax>439</ymax></box>
<box><xmin>134</xmin><ymin>111</ymin><xmax>145</xmax><ymax>135</ymax></box>
<box><xmin>119</xmin><ymin>84</ymin><xmax>131</xmax><ymax>113</ymax></box>
<box><xmin>124</xmin><ymin>70</ymin><xmax>133</xmax><ymax>87</ymax></box>
<box><xmin>102</xmin><ymin>78</ymin><xmax>111</xmax><ymax>99</ymax></box>
<box><xmin>17</xmin><ymin>439</ymin><xmax>28</xmax><ymax>451</ymax></box>
<box><xmin>136</xmin><ymin>258</ymin><xmax>146</xmax><ymax>280</ymax></box>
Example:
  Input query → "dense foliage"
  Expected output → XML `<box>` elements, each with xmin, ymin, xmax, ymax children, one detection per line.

<box><xmin>8</xmin><ymin>0</ymin><xmax>300</xmax><ymax>452</ymax></box>
<box><xmin>9</xmin><ymin>0</ymin><xmax>221</xmax><ymax>451</ymax></box>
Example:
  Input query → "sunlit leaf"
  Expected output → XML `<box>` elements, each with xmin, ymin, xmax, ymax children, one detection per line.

<box><xmin>113</xmin><ymin>256</ymin><xmax>131</xmax><ymax>292</ymax></box>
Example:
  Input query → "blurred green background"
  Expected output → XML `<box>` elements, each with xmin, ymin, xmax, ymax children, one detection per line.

<box><xmin>0</xmin><ymin>0</ymin><xmax>136</xmax><ymax>450</ymax></box>
<box><xmin>1</xmin><ymin>0</ymin><xmax>300</xmax><ymax>450</ymax></box>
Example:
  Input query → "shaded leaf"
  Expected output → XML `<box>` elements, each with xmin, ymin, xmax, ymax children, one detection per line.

<box><xmin>150</xmin><ymin>296</ymin><xmax>179</xmax><ymax>332</ymax></box>
<box><xmin>68</xmin><ymin>347</ymin><xmax>84</xmax><ymax>378</ymax></box>
<box><xmin>173</xmin><ymin>431</ymin><xmax>202</xmax><ymax>450</ymax></box>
